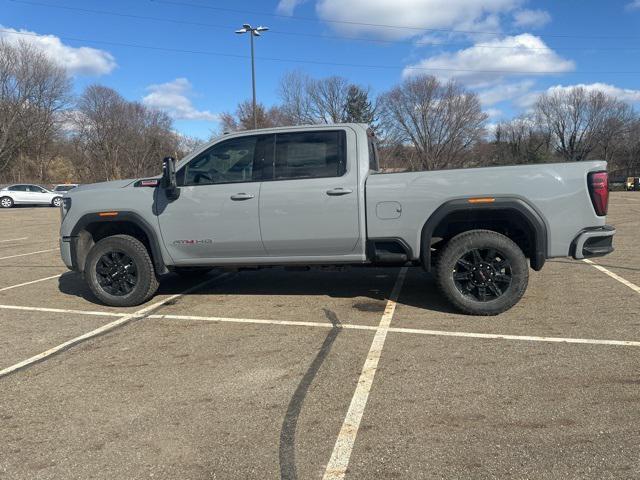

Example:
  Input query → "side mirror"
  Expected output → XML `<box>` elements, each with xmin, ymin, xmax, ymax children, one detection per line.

<box><xmin>161</xmin><ymin>156</ymin><xmax>180</xmax><ymax>200</ymax></box>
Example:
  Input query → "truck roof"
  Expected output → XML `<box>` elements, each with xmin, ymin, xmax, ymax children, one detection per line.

<box><xmin>221</xmin><ymin>123</ymin><xmax>369</xmax><ymax>136</ymax></box>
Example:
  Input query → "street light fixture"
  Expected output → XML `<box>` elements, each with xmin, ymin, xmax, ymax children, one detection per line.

<box><xmin>235</xmin><ymin>24</ymin><xmax>269</xmax><ymax>130</ymax></box>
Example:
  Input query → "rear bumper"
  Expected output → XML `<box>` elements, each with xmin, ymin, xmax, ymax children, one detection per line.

<box><xmin>571</xmin><ymin>225</ymin><xmax>615</xmax><ymax>259</ymax></box>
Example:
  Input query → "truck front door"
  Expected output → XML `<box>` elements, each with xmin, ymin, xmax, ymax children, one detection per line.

<box><xmin>157</xmin><ymin>134</ymin><xmax>269</xmax><ymax>262</ymax></box>
<box><xmin>259</xmin><ymin>129</ymin><xmax>361</xmax><ymax>257</ymax></box>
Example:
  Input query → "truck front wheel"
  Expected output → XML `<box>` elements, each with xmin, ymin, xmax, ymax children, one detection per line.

<box><xmin>85</xmin><ymin>234</ymin><xmax>159</xmax><ymax>307</ymax></box>
<box><xmin>435</xmin><ymin>230</ymin><xmax>528</xmax><ymax>315</ymax></box>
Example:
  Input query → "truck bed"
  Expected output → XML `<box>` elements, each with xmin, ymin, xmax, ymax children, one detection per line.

<box><xmin>365</xmin><ymin>161</ymin><xmax>607</xmax><ymax>259</ymax></box>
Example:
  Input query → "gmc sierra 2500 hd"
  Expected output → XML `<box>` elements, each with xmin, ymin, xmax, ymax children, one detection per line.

<box><xmin>59</xmin><ymin>124</ymin><xmax>615</xmax><ymax>315</ymax></box>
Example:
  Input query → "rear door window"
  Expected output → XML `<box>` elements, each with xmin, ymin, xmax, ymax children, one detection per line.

<box><xmin>271</xmin><ymin>131</ymin><xmax>346</xmax><ymax>180</ymax></box>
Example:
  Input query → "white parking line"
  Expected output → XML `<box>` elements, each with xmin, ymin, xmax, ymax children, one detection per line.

<box><xmin>387</xmin><ymin>327</ymin><xmax>640</xmax><ymax>347</ymax></box>
<box><xmin>0</xmin><ymin>248</ymin><xmax>57</xmax><ymax>261</ymax></box>
<box><xmin>151</xmin><ymin>313</ymin><xmax>376</xmax><ymax>331</ymax></box>
<box><xmin>1</xmin><ymin>300</ymin><xmax>639</xmax><ymax>349</ymax></box>
<box><xmin>322</xmin><ymin>266</ymin><xmax>408</xmax><ymax>480</ymax></box>
<box><xmin>0</xmin><ymin>273</ymin><xmax>230</xmax><ymax>379</ymax></box>
<box><xmin>0</xmin><ymin>274</ymin><xmax>62</xmax><ymax>292</ymax></box>
<box><xmin>149</xmin><ymin>313</ymin><xmax>640</xmax><ymax>347</ymax></box>
<box><xmin>583</xmin><ymin>258</ymin><xmax>640</xmax><ymax>294</ymax></box>
<box><xmin>0</xmin><ymin>237</ymin><xmax>28</xmax><ymax>243</ymax></box>
<box><xmin>0</xmin><ymin>303</ymin><xmax>123</xmax><ymax>317</ymax></box>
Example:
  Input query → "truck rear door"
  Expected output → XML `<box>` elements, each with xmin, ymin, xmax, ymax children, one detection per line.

<box><xmin>259</xmin><ymin>129</ymin><xmax>360</xmax><ymax>257</ymax></box>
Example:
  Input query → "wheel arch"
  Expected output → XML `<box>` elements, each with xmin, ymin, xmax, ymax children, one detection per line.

<box><xmin>70</xmin><ymin>212</ymin><xmax>167</xmax><ymax>274</ymax></box>
<box><xmin>420</xmin><ymin>197</ymin><xmax>548</xmax><ymax>272</ymax></box>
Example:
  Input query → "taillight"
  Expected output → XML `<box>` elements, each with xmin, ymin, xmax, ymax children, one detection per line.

<box><xmin>588</xmin><ymin>171</ymin><xmax>608</xmax><ymax>216</ymax></box>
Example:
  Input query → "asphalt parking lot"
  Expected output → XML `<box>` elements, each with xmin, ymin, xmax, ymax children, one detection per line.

<box><xmin>0</xmin><ymin>193</ymin><xmax>639</xmax><ymax>479</ymax></box>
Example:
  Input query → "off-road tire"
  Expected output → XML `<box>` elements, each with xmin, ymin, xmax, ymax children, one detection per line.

<box><xmin>174</xmin><ymin>267</ymin><xmax>214</xmax><ymax>278</ymax></box>
<box><xmin>0</xmin><ymin>196</ymin><xmax>13</xmax><ymax>208</ymax></box>
<box><xmin>85</xmin><ymin>234</ymin><xmax>159</xmax><ymax>307</ymax></box>
<box><xmin>435</xmin><ymin>229</ymin><xmax>529</xmax><ymax>316</ymax></box>
<box><xmin>51</xmin><ymin>196</ymin><xmax>63</xmax><ymax>207</ymax></box>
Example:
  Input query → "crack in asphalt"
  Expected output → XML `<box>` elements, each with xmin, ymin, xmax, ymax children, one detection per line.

<box><xmin>279</xmin><ymin>308</ymin><xmax>342</xmax><ymax>480</ymax></box>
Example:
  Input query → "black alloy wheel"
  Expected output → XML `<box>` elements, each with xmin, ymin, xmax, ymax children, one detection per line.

<box><xmin>452</xmin><ymin>248</ymin><xmax>512</xmax><ymax>302</ymax></box>
<box><xmin>435</xmin><ymin>229</ymin><xmax>529</xmax><ymax>316</ymax></box>
<box><xmin>95</xmin><ymin>251</ymin><xmax>138</xmax><ymax>296</ymax></box>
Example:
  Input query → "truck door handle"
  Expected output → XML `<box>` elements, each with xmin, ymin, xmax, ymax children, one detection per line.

<box><xmin>326</xmin><ymin>188</ymin><xmax>353</xmax><ymax>196</ymax></box>
<box><xmin>230</xmin><ymin>193</ymin><xmax>255</xmax><ymax>201</ymax></box>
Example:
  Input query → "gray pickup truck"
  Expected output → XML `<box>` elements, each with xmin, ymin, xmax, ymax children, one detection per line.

<box><xmin>59</xmin><ymin>123</ymin><xmax>615</xmax><ymax>315</ymax></box>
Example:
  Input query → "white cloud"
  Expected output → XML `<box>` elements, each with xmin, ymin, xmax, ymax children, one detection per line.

<box><xmin>512</xmin><ymin>9</ymin><xmax>551</xmax><ymax>28</ymax></box>
<box><xmin>514</xmin><ymin>82</ymin><xmax>640</xmax><ymax>110</ymax></box>
<box><xmin>315</xmin><ymin>0</ymin><xmax>522</xmax><ymax>40</ymax></box>
<box><xmin>546</xmin><ymin>83</ymin><xmax>640</xmax><ymax>103</ymax></box>
<box><xmin>403</xmin><ymin>34</ymin><xmax>574</xmax><ymax>86</ymax></box>
<box><xmin>485</xmin><ymin>122</ymin><xmax>499</xmax><ymax>137</ymax></box>
<box><xmin>485</xmin><ymin>108</ymin><xmax>503</xmax><ymax>119</ymax></box>
<box><xmin>277</xmin><ymin>0</ymin><xmax>308</xmax><ymax>15</ymax></box>
<box><xmin>0</xmin><ymin>25</ymin><xmax>116</xmax><ymax>76</ymax></box>
<box><xmin>142</xmin><ymin>78</ymin><xmax>217</xmax><ymax>121</ymax></box>
<box><xmin>477</xmin><ymin>79</ymin><xmax>535</xmax><ymax>105</ymax></box>
<box><xmin>626</xmin><ymin>0</ymin><xmax>640</xmax><ymax>10</ymax></box>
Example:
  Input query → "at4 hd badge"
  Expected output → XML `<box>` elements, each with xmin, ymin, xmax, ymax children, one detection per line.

<box><xmin>173</xmin><ymin>239</ymin><xmax>213</xmax><ymax>246</ymax></box>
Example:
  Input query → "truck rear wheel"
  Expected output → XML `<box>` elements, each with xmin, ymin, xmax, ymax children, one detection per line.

<box><xmin>85</xmin><ymin>234</ymin><xmax>159</xmax><ymax>307</ymax></box>
<box><xmin>435</xmin><ymin>230</ymin><xmax>528</xmax><ymax>315</ymax></box>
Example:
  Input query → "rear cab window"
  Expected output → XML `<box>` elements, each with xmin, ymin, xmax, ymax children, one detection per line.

<box><xmin>268</xmin><ymin>130</ymin><xmax>346</xmax><ymax>181</ymax></box>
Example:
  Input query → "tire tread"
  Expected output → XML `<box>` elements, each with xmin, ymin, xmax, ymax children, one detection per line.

<box><xmin>435</xmin><ymin>229</ymin><xmax>529</xmax><ymax>316</ymax></box>
<box><xmin>85</xmin><ymin>234</ymin><xmax>159</xmax><ymax>307</ymax></box>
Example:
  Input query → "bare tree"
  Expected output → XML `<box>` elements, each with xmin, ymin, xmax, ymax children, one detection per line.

<box><xmin>278</xmin><ymin>71</ymin><xmax>356</xmax><ymax>125</ymax></box>
<box><xmin>378</xmin><ymin>75</ymin><xmax>487</xmax><ymax>170</ymax></box>
<box><xmin>614</xmin><ymin>116</ymin><xmax>640</xmax><ymax>176</ymax></box>
<box><xmin>70</xmin><ymin>85</ymin><xmax>178</xmax><ymax>182</ymax></box>
<box><xmin>493</xmin><ymin>115</ymin><xmax>551</xmax><ymax>165</ymax></box>
<box><xmin>594</xmin><ymin>105</ymin><xmax>635</xmax><ymax>164</ymax></box>
<box><xmin>0</xmin><ymin>40</ymin><xmax>71</xmax><ymax>179</ymax></box>
<box><xmin>535</xmin><ymin>87</ymin><xmax>632</xmax><ymax>161</ymax></box>
<box><xmin>307</xmin><ymin>76</ymin><xmax>350</xmax><ymax>123</ymax></box>
<box><xmin>219</xmin><ymin>100</ymin><xmax>286</xmax><ymax>132</ymax></box>
<box><xmin>277</xmin><ymin>71</ymin><xmax>316</xmax><ymax>125</ymax></box>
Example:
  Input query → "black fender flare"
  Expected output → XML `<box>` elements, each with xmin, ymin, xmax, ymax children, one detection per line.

<box><xmin>69</xmin><ymin>211</ymin><xmax>166</xmax><ymax>273</ymax></box>
<box><xmin>420</xmin><ymin>197</ymin><xmax>548</xmax><ymax>271</ymax></box>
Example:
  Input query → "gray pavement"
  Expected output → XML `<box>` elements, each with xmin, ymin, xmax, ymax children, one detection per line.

<box><xmin>0</xmin><ymin>194</ymin><xmax>638</xmax><ymax>479</ymax></box>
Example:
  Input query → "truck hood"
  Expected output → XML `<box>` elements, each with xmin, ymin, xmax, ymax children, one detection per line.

<box><xmin>72</xmin><ymin>179</ymin><xmax>137</xmax><ymax>193</ymax></box>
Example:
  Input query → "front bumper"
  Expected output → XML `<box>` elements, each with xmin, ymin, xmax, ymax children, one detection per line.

<box><xmin>60</xmin><ymin>236</ymin><xmax>74</xmax><ymax>270</ymax></box>
<box><xmin>571</xmin><ymin>225</ymin><xmax>615</xmax><ymax>259</ymax></box>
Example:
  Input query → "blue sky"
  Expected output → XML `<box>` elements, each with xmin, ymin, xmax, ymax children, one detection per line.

<box><xmin>2</xmin><ymin>0</ymin><xmax>640</xmax><ymax>138</ymax></box>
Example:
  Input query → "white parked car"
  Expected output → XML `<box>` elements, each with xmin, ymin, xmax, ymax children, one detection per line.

<box><xmin>0</xmin><ymin>184</ymin><xmax>63</xmax><ymax>208</ymax></box>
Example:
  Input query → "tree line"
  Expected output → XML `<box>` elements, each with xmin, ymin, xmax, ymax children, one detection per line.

<box><xmin>0</xmin><ymin>40</ymin><xmax>188</xmax><ymax>184</ymax></box>
<box><xmin>2</xmin><ymin>39</ymin><xmax>640</xmax><ymax>185</ymax></box>
<box><xmin>222</xmin><ymin>70</ymin><xmax>640</xmax><ymax>178</ymax></box>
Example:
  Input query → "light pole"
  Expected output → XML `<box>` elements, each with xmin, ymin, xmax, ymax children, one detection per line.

<box><xmin>235</xmin><ymin>24</ymin><xmax>268</xmax><ymax>130</ymax></box>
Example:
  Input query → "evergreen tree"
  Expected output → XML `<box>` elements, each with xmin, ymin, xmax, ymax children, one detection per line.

<box><xmin>343</xmin><ymin>85</ymin><xmax>377</xmax><ymax>131</ymax></box>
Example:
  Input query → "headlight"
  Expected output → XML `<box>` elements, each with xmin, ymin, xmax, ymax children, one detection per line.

<box><xmin>60</xmin><ymin>197</ymin><xmax>71</xmax><ymax>220</ymax></box>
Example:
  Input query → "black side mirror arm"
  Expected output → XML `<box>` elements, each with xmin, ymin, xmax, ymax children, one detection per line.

<box><xmin>162</xmin><ymin>156</ymin><xmax>181</xmax><ymax>201</ymax></box>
